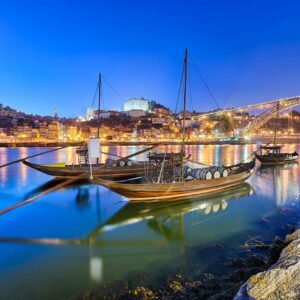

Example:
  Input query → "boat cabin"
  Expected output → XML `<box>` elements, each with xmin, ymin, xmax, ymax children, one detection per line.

<box><xmin>146</xmin><ymin>152</ymin><xmax>183</xmax><ymax>183</ymax></box>
<box><xmin>259</xmin><ymin>145</ymin><xmax>281</xmax><ymax>155</ymax></box>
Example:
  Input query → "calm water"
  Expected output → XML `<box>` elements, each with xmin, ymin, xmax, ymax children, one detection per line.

<box><xmin>0</xmin><ymin>144</ymin><xmax>300</xmax><ymax>299</ymax></box>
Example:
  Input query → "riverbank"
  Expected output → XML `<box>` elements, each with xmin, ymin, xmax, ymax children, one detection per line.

<box><xmin>1</xmin><ymin>137</ymin><xmax>300</xmax><ymax>147</ymax></box>
<box><xmin>0</xmin><ymin>141</ymin><xmax>84</xmax><ymax>147</ymax></box>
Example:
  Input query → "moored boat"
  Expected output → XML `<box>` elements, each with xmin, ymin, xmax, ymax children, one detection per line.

<box><xmin>93</xmin><ymin>159</ymin><xmax>255</xmax><ymax>201</ymax></box>
<box><xmin>255</xmin><ymin>145</ymin><xmax>299</xmax><ymax>165</ymax></box>
<box><xmin>22</xmin><ymin>160</ymin><xmax>146</xmax><ymax>180</ymax></box>
<box><xmin>255</xmin><ymin>102</ymin><xmax>299</xmax><ymax>165</ymax></box>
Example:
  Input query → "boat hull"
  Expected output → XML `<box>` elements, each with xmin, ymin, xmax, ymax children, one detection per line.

<box><xmin>255</xmin><ymin>153</ymin><xmax>299</xmax><ymax>165</ymax></box>
<box><xmin>22</xmin><ymin>160</ymin><xmax>146</xmax><ymax>180</ymax></box>
<box><xmin>94</xmin><ymin>169</ymin><xmax>254</xmax><ymax>201</ymax></box>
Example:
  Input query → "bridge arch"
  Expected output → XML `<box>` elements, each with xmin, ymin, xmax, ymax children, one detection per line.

<box><xmin>245</xmin><ymin>96</ymin><xmax>300</xmax><ymax>134</ymax></box>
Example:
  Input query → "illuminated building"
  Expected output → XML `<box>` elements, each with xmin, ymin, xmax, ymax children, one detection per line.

<box><xmin>123</xmin><ymin>98</ymin><xmax>149</xmax><ymax>112</ymax></box>
<box><xmin>125</xmin><ymin>110</ymin><xmax>146</xmax><ymax>118</ymax></box>
<box><xmin>48</xmin><ymin>121</ymin><xmax>60</xmax><ymax>139</ymax></box>
<box><xmin>86</xmin><ymin>108</ymin><xmax>95</xmax><ymax>121</ymax></box>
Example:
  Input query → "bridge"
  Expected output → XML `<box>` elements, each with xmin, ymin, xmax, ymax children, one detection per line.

<box><xmin>191</xmin><ymin>96</ymin><xmax>300</xmax><ymax>134</ymax></box>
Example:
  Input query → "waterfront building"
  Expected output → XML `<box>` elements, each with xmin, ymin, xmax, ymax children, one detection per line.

<box><xmin>48</xmin><ymin>121</ymin><xmax>60</xmax><ymax>140</ymax></box>
<box><xmin>86</xmin><ymin>108</ymin><xmax>95</xmax><ymax>121</ymax></box>
<box><xmin>99</xmin><ymin>110</ymin><xmax>121</xmax><ymax>119</ymax></box>
<box><xmin>123</xmin><ymin>98</ymin><xmax>149</xmax><ymax>112</ymax></box>
<box><xmin>67</xmin><ymin>126</ymin><xmax>79</xmax><ymax>140</ymax></box>
<box><xmin>125</xmin><ymin>109</ymin><xmax>146</xmax><ymax>118</ymax></box>
<box><xmin>38</xmin><ymin>127</ymin><xmax>49</xmax><ymax>139</ymax></box>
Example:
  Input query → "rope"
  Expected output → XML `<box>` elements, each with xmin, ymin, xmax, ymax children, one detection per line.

<box><xmin>157</xmin><ymin>153</ymin><xmax>167</xmax><ymax>183</ymax></box>
<box><xmin>165</xmin><ymin>181</ymin><xmax>176</xmax><ymax>194</ymax></box>
<box><xmin>102</xmin><ymin>75</ymin><xmax>124</xmax><ymax>101</ymax></box>
<box><xmin>189</xmin><ymin>54</ymin><xmax>221</xmax><ymax>110</ymax></box>
<box><xmin>91</xmin><ymin>83</ymin><xmax>99</xmax><ymax>109</ymax></box>
<box><xmin>188</xmin><ymin>66</ymin><xmax>194</xmax><ymax>112</ymax></box>
<box><xmin>174</xmin><ymin>63</ymin><xmax>185</xmax><ymax>114</ymax></box>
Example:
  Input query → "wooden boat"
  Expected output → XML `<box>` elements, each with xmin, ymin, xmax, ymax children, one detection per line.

<box><xmin>22</xmin><ymin>160</ymin><xmax>147</xmax><ymax>180</ymax></box>
<box><xmin>255</xmin><ymin>145</ymin><xmax>299</xmax><ymax>165</ymax></box>
<box><xmin>93</xmin><ymin>160</ymin><xmax>255</xmax><ymax>201</ymax></box>
<box><xmin>255</xmin><ymin>102</ymin><xmax>299</xmax><ymax>165</ymax></box>
<box><xmin>94</xmin><ymin>49</ymin><xmax>256</xmax><ymax>201</ymax></box>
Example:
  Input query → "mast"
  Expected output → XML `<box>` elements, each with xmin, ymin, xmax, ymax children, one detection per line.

<box><xmin>273</xmin><ymin>102</ymin><xmax>279</xmax><ymax>146</ymax></box>
<box><xmin>97</xmin><ymin>73</ymin><xmax>102</xmax><ymax>139</ymax></box>
<box><xmin>181</xmin><ymin>48</ymin><xmax>188</xmax><ymax>182</ymax></box>
<box><xmin>96</xmin><ymin>73</ymin><xmax>101</xmax><ymax>165</ymax></box>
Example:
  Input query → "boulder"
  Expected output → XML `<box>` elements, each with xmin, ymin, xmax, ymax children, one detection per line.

<box><xmin>235</xmin><ymin>229</ymin><xmax>300</xmax><ymax>300</ymax></box>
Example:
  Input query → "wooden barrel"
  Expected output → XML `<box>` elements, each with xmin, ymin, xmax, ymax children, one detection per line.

<box><xmin>190</xmin><ymin>168</ymin><xmax>213</xmax><ymax>180</ymax></box>
<box><xmin>209</xmin><ymin>167</ymin><xmax>221</xmax><ymax>179</ymax></box>
<box><xmin>199</xmin><ymin>168</ymin><xmax>212</xmax><ymax>180</ymax></box>
<box><xmin>119</xmin><ymin>161</ymin><xmax>126</xmax><ymax>167</ymax></box>
<box><xmin>195</xmin><ymin>169</ymin><xmax>202</xmax><ymax>180</ymax></box>
<box><xmin>221</xmin><ymin>168</ymin><xmax>228</xmax><ymax>177</ymax></box>
<box><xmin>217</xmin><ymin>167</ymin><xmax>228</xmax><ymax>177</ymax></box>
<box><xmin>189</xmin><ymin>168</ymin><xmax>197</xmax><ymax>179</ymax></box>
<box><xmin>184</xmin><ymin>166</ymin><xmax>192</xmax><ymax>177</ymax></box>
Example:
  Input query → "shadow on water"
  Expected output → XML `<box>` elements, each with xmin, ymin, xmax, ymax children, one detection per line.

<box><xmin>88</xmin><ymin>183</ymin><xmax>254</xmax><ymax>240</ymax></box>
<box><xmin>23</xmin><ymin>179</ymin><xmax>90</xmax><ymax>202</ymax></box>
<box><xmin>0</xmin><ymin>183</ymin><xmax>254</xmax><ymax>247</ymax></box>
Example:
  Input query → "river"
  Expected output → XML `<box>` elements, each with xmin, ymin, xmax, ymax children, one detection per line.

<box><xmin>0</xmin><ymin>144</ymin><xmax>299</xmax><ymax>299</ymax></box>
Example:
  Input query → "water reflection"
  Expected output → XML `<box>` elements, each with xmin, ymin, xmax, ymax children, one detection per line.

<box><xmin>1</xmin><ymin>145</ymin><xmax>300</xmax><ymax>300</ymax></box>
<box><xmin>91</xmin><ymin>183</ymin><xmax>253</xmax><ymax>239</ymax></box>
<box><xmin>255</xmin><ymin>162</ymin><xmax>300</xmax><ymax>206</ymax></box>
<box><xmin>0</xmin><ymin>182</ymin><xmax>254</xmax><ymax>287</ymax></box>
<box><xmin>1</xmin><ymin>183</ymin><xmax>253</xmax><ymax>244</ymax></box>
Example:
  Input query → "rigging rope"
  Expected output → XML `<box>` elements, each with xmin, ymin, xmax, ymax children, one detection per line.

<box><xmin>102</xmin><ymin>75</ymin><xmax>124</xmax><ymax>101</ymax></box>
<box><xmin>91</xmin><ymin>83</ymin><xmax>99</xmax><ymax>109</ymax></box>
<box><xmin>174</xmin><ymin>63</ymin><xmax>185</xmax><ymax>114</ymax></box>
<box><xmin>189</xmin><ymin>54</ymin><xmax>221</xmax><ymax>110</ymax></box>
<box><xmin>188</xmin><ymin>66</ymin><xmax>194</xmax><ymax>112</ymax></box>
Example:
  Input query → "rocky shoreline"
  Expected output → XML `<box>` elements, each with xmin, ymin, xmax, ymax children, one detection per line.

<box><xmin>235</xmin><ymin>228</ymin><xmax>300</xmax><ymax>300</ymax></box>
<box><xmin>78</xmin><ymin>225</ymin><xmax>299</xmax><ymax>300</ymax></box>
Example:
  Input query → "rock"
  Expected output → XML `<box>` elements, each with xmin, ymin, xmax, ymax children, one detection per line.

<box><xmin>246</xmin><ymin>254</ymin><xmax>266</xmax><ymax>268</ymax></box>
<box><xmin>121</xmin><ymin>286</ymin><xmax>155</xmax><ymax>300</ymax></box>
<box><xmin>234</xmin><ymin>229</ymin><xmax>300</xmax><ymax>300</ymax></box>
<box><xmin>242</xmin><ymin>236</ymin><xmax>270</xmax><ymax>250</ymax></box>
<box><xmin>286</xmin><ymin>229</ymin><xmax>300</xmax><ymax>243</ymax></box>
<box><xmin>226</xmin><ymin>257</ymin><xmax>245</xmax><ymax>268</ymax></box>
<box><xmin>267</xmin><ymin>236</ymin><xmax>288</xmax><ymax>265</ymax></box>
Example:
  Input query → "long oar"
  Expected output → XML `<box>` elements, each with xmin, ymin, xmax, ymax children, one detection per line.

<box><xmin>100</xmin><ymin>150</ymin><xmax>122</xmax><ymax>158</ymax></box>
<box><xmin>0</xmin><ymin>144</ymin><xmax>159</xmax><ymax>216</ymax></box>
<box><xmin>100</xmin><ymin>150</ymin><xmax>144</xmax><ymax>164</ymax></box>
<box><xmin>0</xmin><ymin>145</ymin><xmax>71</xmax><ymax>169</ymax></box>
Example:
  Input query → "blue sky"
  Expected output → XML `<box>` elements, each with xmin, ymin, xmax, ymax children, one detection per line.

<box><xmin>1</xmin><ymin>0</ymin><xmax>300</xmax><ymax>117</ymax></box>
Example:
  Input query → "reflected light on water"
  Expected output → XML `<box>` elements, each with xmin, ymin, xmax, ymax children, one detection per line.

<box><xmin>0</xmin><ymin>149</ymin><xmax>8</xmax><ymax>187</ymax></box>
<box><xmin>90</xmin><ymin>256</ymin><xmax>103</xmax><ymax>282</ymax></box>
<box><xmin>20</xmin><ymin>148</ymin><xmax>29</xmax><ymax>185</ymax></box>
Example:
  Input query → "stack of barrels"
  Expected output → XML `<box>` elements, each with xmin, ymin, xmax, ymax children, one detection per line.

<box><xmin>185</xmin><ymin>166</ymin><xmax>228</xmax><ymax>180</ymax></box>
<box><xmin>106</xmin><ymin>158</ymin><xmax>133</xmax><ymax>167</ymax></box>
